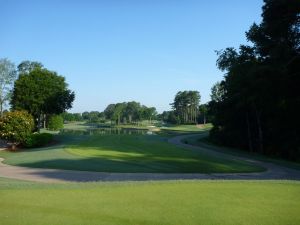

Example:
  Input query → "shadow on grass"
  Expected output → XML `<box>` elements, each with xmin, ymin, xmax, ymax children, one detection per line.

<box><xmin>16</xmin><ymin>147</ymin><xmax>263</xmax><ymax>174</ymax></box>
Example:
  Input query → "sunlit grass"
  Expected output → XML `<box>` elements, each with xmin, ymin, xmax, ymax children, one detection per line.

<box><xmin>0</xmin><ymin>133</ymin><xmax>263</xmax><ymax>173</ymax></box>
<box><xmin>0</xmin><ymin>178</ymin><xmax>299</xmax><ymax>225</ymax></box>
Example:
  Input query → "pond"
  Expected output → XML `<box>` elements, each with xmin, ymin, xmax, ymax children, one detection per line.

<box><xmin>60</xmin><ymin>127</ymin><xmax>155</xmax><ymax>135</ymax></box>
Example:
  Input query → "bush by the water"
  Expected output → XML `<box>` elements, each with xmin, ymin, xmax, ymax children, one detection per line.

<box><xmin>48</xmin><ymin>115</ymin><xmax>64</xmax><ymax>130</ymax></box>
<box><xmin>0</xmin><ymin>111</ymin><xmax>34</xmax><ymax>145</ymax></box>
<box><xmin>24</xmin><ymin>133</ymin><xmax>53</xmax><ymax>148</ymax></box>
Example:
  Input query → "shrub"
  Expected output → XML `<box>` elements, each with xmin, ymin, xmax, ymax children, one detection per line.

<box><xmin>0</xmin><ymin>111</ymin><xmax>34</xmax><ymax>147</ymax></box>
<box><xmin>48</xmin><ymin>115</ymin><xmax>64</xmax><ymax>130</ymax></box>
<box><xmin>24</xmin><ymin>133</ymin><xmax>53</xmax><ymax>148</ymax></box>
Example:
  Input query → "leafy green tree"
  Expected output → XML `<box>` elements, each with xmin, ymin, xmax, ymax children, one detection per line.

<box><xmin>89</xmin><ymin>111</ymin><xmax>101</xmax><ymax>123</ymax></box>
<box><xmin>0</xmin><ymin>59</ymin><xmax>17</xmax><ymax>116</ymax></box>
<box><xmin>61</xmin><ymin>112</ymin><xmax>75</xmax><ymax>122</ymax></box>
<box><xmin>11</xmin><ymin>68</ymin><xmax>75</xmax><ymax>129</ymax></box>
<box><xmin>159</xmin><ymin>111</ymin><xmax>180</xmax><ymax>124</ymax></box>
<box><xmin>17</xmin><ymin>60</ymin><xmax>43</xmax><ymax>74</ymax></box>
<box><xmin>0</xmin><ymin>111</ymin><xmax>34</xmax><ymax>149</ymax></box>
<box><xmin>112</xmin><ymin>103</ymin><xmax>126</xmax><ymax>125</ymax></box>
<box><xmin>124</xmin><ymin>101</ymin><xmax>140</xmax><ymax>123</ymax></box>
<box><xmin>73</xmin><ymin>113</ymin><xmax>83</xmax><ymax>121</ymax></box>
<box><xmin>142</xmin><ymin>106</ymin><xmax>157</xmax><ymax>124</ymax></box>
<box><xmin>171</xmin><ymin>91</ymin><xmax>200</xmax><ymax>124</ymax></box>
<box><xmin>48</xmin><ymin>115</ymin><xmax>64</xmax><ymax>131</ymax></box>
<box><xmin>82</xmin><ymin>111</ymin><xmax>90</xmax><ymax>120</ymax></box>
<box><xmin>103</xmin><ymin>102</ymin><xmax>156</xmax><ymax>125</ymax></box>
<box><xmin>104</xmin><ymin>104</ymin><xmax>116</xmax><ymax>122</ymax></box>
<box><xmin>61</xmin><ymin>112</ymin><xmax>82</xmax><ymax>122</ymax></box>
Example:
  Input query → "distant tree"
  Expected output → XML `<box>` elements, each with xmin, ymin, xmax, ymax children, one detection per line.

<box><xmin>112</xmin><ymin>103</ymin><xmax>126</xmax><ymax>125</ymax></box>
<box><xmin>73</xmin><ymin>113</ymin><xmax>83</xmax><ymax>121</ymax></box>
<box><xmin>143</xmin><ymin>106</ymin><xmax>157</xmax><ymax>124</ymax></box>
<box><xmin>124</xmin><ymin>101</ymin><xmax>140</xmax><ymax>123</ymax></box>
<box><xmin>61</xmin><ymin>112</ymin><xmax>82</xmax><ymax>122</ymax></box>
<box><xmin>48</xmin><ymin>115</ymin><xmax>64</xmax><ymax>131</ymax></box>
<box><xmin>104</xmin><ymin>104</ymin><xmax>116</xmax><ymax>122</ymax></box>
<box><xmin>11</xmin><ymin>68</ymin><xmax>75</xmax><ymax>129</ymax></box>
<box><xmin>159</xmin><ymin>111</ymin><xmax>180</xmax><ymax>124</ymax></box>
<box><xmin>89</xmin><ymin>111</ymin><xmax>101</xmax><ymax>123</ymax></box>
<box><xmin>199</xmin><ymin>104</ymin><xmax>208</xmax><ymax>124</ymax></box>
<box><xmin>0</xmin><ymin>59</ymin><xmax>17</xmax><ymax>116</ymax></box>
<box><xmin>82</xmin><ymin>111</ymin><xmax>90</xmax><ymax>120</ymax></box>
<box><xmin>103</xmin><ymin>102</ymin><xmax>156</xmax><ymax>125</ymax></box>
<box><xmin>171</xmin><ymin>91</ymin><xmax>200</xmax><ymax>124</ymax></box>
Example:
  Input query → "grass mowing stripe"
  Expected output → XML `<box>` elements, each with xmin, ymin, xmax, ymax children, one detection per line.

<box><xmin>0</xmin><ymin>134</ymin><xmax>263</xmax><ymax>173</ymax></box>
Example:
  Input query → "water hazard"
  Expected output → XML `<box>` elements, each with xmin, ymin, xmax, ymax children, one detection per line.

<box><xmin>60</xmin><ymin>127</ymin><xmax>155</xmax><ymax>135</ymax></box>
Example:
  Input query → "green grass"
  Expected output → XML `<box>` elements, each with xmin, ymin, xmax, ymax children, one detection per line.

<box><xmin>0</xmin><ymin>177</ymin><xmax>299</xmax><ymax>225</ymax></box>
<box><xmin>183</xmin><ymin>135</ymin><xmax>300</xmax><ymax>170</ymax></box>
<box><xmin>161</xmin><ymin>123</ymin><xmax>213</xmax><ymax>132</ymax></box>
<box><xmin>0</xmin><ymin>133</ymin><xmax>263</xmax><ymax>173</ymax></box>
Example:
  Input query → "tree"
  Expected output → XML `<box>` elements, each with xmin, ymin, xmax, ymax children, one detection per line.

<box><xmin>0</xmin><ymin>59</ymin><xmax>17</xmax><ymax>116</ymax></box>
<box><xmin>104</xmin><ymin>104</ymin><xmax>115</xmax><ymax>122</ymax></box>
<box><xmin>144</xmin><ymin>107</ymin><xmax>157</xmax><ymax>124</ymax></box>
<box><xmin>210</xmin><ymin>82</ymin><xmax>225</xmax><ymax>103</ymax></box>
<box><xmin>171</xmin><ymin>91</ymin><xmax>200</xmax><ymax>124</ymax></box>
<box><xmin>11</xmin><ymin>68</ymin><xmax>75</xmax><ymax>129</ymax></box>
<box><xmin>48</xmin><ymin>115</ymin><xmax>64</xmax><ymax>131</ymax></box>
<box><xmin>0</xmin><ymin>111</ymin><xmax>34</xmax><ymax>149</ymax></box>
<box><xmin>17</xmin><ymin>60</ymin><xmax>43</xmax><ymax>74</ymax></box>
<box><xmin>210</xmin><ymin>0</ymin><xmax>300</xmax><ymax>160</ymax></box>
<box><xmin>124</xmin><ymin>101</ymin><xmax>140</xmax><ymax>123</ymax></box>
<box><xmin>112</xmin><ymin>103</ymin><xmax>126</xmax><ymax>125</ymax></box>
<box><xmin>103</xmin><ymin>102</ymin><xmax>156</xmax><ymax>125</ymax></box>
<box><xmin>199</xmin><ymin>104</ymin><xmax>208</xmax><ymax>124</ymax></box>
<box><xmin>82</xmin><ymin>111</ymin><xmax>90</xmax><ymax>120</ymax></box>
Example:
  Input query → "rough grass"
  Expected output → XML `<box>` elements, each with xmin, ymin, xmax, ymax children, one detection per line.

<box><xmin>0</xmin><ymin>133</ymin><xmax>263</xmax><ymax>173</ymax></box>
<box><xmin>0</xmin><ymin>178</ymin><xmax>299</xmax><ymax>225</ymax></box>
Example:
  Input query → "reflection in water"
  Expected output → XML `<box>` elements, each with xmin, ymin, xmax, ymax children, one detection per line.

<box><xmin>60</xmin><ymin>128</ymin><xmax>154</xmax><ymax>135</ymax></box>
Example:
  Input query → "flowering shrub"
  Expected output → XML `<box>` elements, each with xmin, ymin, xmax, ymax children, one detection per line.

<box><xmin>0</xmin><ymin>111</ymin><xmax>34</xmax><ymax>146</ymax></box>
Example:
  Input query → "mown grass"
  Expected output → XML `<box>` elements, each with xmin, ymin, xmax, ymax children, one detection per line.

<box><xmin>0</xmin><ymin>178</ymin><xmax>299</xmax><ymax>225</ymax></box>
<box><xmin>0</xmin><ymin>133</ymin><xmax>263</xmax><ymax>173</ymax></box>
<box><xmin>160</xmin><ymin>123</ymin><xmax>213</xmax><ymax>132</ymax></box>
<box><xmin>183</xmin><ymin>134</ymin><xmax>300</xmax><ymax>170</ymax></box>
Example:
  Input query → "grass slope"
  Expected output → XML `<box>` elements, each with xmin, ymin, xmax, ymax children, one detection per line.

<box><xmin>0</xmin><ymin>178</ymin><xmax>299</xmax><ymax>225</ymax></box>
<box><xmin>0</xmin><ymin>134</ymin><xmax>263</xmax><ymax>173</ymax></box>
<box><xmin>183</xmin><ymin>135</ymin><xmax>300</xmax><ymax>170</ymax></box>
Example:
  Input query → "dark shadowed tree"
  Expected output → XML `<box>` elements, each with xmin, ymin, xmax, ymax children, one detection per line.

<box><xmin>209</xmin><ymin>0</ymin><xmax>300</xmax><ymax>160</ymax></box>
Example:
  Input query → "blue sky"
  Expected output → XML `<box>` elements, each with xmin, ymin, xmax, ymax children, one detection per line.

<box><xmin>1</xmin><ymin>0</ymin><xmax>263</xmax><ymax>113</ymax></box>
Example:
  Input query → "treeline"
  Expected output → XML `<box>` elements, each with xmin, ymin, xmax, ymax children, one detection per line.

<box><xmin>61</xmin><ymin>111</ymin><xmax>105</xmax><ymax>123</ymax></box>
<box><xmin>104</xmin><ymin>101</ymin><xmax>157</xmax><ymax>125</ymax></box>
<box><xmin>159</xmin><ymin>91</ymin><xmax>209</xmax><ymax>125</ymax></box>
<box><xmin>209</xmin><ymin>0</ymin><xmax>300</xmax><ymax>160</ymax></box>
<box><xmin>62</xmin><ymin>102</ymin><xmax>157</xmax><ymax>125</ymax></box>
